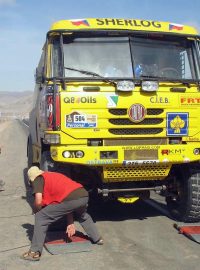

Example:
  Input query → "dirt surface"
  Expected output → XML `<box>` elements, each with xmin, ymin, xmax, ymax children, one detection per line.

<box><xmin>0</xmin><ymin>120</ymin><xmax>200</xmax><ymax>270</ymax></box>
<box><xmin>0</xmin><ymin>121</ymin><xmax>10</xmax><ymax>133</ymax></box>
<box><xmin>0</xmin><ymin>91</ymin><xmax>33</xmax><ymax>121</ymax></box>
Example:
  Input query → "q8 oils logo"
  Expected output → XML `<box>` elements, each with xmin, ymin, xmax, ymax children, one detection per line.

<box><xmin>64</xmin><ymin>96</ymin><xmax>96</xmax><ymax>104</ymax></box>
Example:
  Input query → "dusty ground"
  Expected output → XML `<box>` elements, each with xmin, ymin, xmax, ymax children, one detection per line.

<box><xmin>0</xmin><ymin>120</ymin><xmax>200</xmax><ymax>270</ymax></box>
<box><xmin>0</xmin><ymin>121</ymin><xmax>10</xmax><ymax>132</ymax></box>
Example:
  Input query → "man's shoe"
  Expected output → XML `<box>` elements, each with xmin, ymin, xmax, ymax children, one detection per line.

<box><xmin>21</xmin><ymin>250</ymin><xmax>41</xmax><ymax>261</ymax></box>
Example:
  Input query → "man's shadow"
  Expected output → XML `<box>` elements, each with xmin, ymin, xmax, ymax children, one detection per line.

<box><xmin>22</xmin><ymin>223</ymin><xmax>34</xmax><ymax>242</ymax></box>
<box><xmin>21</xmin><ymin>168</ymin><xmax>35</xmax><ymax>240</ymax></box>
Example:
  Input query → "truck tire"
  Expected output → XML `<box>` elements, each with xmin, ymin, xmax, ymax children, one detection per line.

<box><xmin>40</xmin><ymin>151</ymin><xmax>57</xmax><ymax>171</ymax></box>
<box><xmin>27</xmin><ymin>135</ymin><xmax>34</xmax><ymax>168</ymax></box>
<box><xmin>166</xmin><ymin>166</ymin><xmax>200</xmax><ymax>222</ymax></box>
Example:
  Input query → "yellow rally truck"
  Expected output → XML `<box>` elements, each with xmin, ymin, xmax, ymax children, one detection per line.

<box><xmin>28</xmin><ymin>18</ymin><xmax>200</xmax><ymax>222</ymax></box>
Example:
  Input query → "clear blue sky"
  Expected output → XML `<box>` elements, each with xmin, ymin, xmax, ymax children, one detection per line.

<box><xmin>0</xmin><ymin>0</ymin><xmax>200</xmax><ymax>92</ymax></box>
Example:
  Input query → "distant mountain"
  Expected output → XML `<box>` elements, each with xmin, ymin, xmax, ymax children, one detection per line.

<box><xmin>0</xmin><ymin>91</ymin><xmax>33</xmax><ymax>119</ymax></box>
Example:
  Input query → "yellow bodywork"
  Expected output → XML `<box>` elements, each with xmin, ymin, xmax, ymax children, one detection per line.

<box><xmin>48</xmin><ymin>83</ymin><xmax>200</xmax><ymax>182</ymax></box>
<box><xmin>50</xmin><ymin>18</ymin><xmax>198</xmax><ymax>36</ymax></box>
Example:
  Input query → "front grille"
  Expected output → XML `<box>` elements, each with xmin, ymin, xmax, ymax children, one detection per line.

<box><xmin>109</xmin><ymin>108</ymin><xmax>127</xmax><ymax>115</ymax></box>
<box><xmin>147</xmin><ymin>109</ymin><xmax>164</xmax><ymax>115</ymax></box>
<box><xmin>109</xmin><ymin>118</ymin><xmax>163</xmax><ymax>125</ymax></box>
<box><xmin>109</xmin><ymin>108</ymin><xmax>164</xmax><ymax>116</ymax></box>
<box><xmin>109</xmin><ymin>128</ymin><xmax>163</xmax><ymax>135</ymax></box>
<box><xmin>108</xmin><ymin>108</ymin><xmax>164</xmax><ymax>135</ymax></box>
<box><xmin>103</xmin><ymin>164</ymin><xmax>171</xmax><ymax>182</ymax></box>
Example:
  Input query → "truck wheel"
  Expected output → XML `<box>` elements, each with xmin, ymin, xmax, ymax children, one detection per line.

<box><xmin>166</xmin><ymin>166</ymin><xmax>200</xmax><ymax>222</ymax></box>
<box><xmin>27</xmin><ymin>135</ymin><xmax>34</xmax><ymax>168</ymax></box>
<box><xmin>40</xmin><ymin>151</ymin><xmax>57</xmax><ymax>171</ymax></box>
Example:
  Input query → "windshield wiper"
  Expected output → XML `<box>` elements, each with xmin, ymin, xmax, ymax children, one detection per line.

<box><xmin>139</xmin><ymin>75</ymin><xmax>199</xmax><ymax>86</ymax></box>
<box><xmin>64</xmin><ymin>66</ymin><xmax>116</xmax><ymax>84</ymax></box>
<box><xmin>139</xmin><ymin>75</ymin><xmax>159</xmax><ymax>80</ymax></box>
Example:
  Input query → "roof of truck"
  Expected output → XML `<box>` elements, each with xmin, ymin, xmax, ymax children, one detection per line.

<box><xmin>50</xmin><ymin>18</ymin><xmax>198</xmax><ymax>36</ymax></box>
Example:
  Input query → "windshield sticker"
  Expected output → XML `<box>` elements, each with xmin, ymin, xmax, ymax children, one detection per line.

<box><xmin>66</xmin><ymin>112</ymin><xmax>97</xmax><ymax>128</ymax></box>
<box><xmin>167</xmin><ymin>113</ymin><xmax>188</xmax><ymax>136</ymax></box>
<box><xmin>70</xmin><ymin>19</ymin><xmax>90</xmax><ymax>27</ymax></box>
<box><xmin>106</xmin><ymin>95</ymin><xmax>119</xmax><ymax>107</ymax></box>
<box><xmin>169</xmin><ymin>23</ymin><xmax>183</xmax><ymax>31</ymax></box>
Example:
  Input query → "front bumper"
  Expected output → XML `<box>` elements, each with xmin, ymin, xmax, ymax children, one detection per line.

<box><xmin>51</xmin><ymin>143</ymin><xmax>200</xmax><ymax>166</ymax></box>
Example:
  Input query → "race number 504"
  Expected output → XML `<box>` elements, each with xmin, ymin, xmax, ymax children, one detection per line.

<box><xmin>74</xmin><ymin>115</ymin><xmax>86</xmax><ymax>123</ymax></box>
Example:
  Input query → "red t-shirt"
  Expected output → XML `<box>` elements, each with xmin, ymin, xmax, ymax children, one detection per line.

<box><xmin>41</xmin><ymin>172</ymin><xmax>83</xmax><ymax>206</ymax></box>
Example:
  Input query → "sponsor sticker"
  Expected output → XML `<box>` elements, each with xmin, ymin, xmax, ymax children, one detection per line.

<box><xmin>150</xmin><ymin>96</ymin><xmax>169</xmax><ymax>103</ymax></box>
<box><xmin>87</xmin><ymin>160</ymin><xmax>113</xmax><ymax>165</ymax></box>
<box><xmin>169</xmin><ymin>23</ymin><xmax>183</xmax><ymax>31</ymax></box>
<box><xmin>96</xmin><ymin>19</ymin><xmax>161</xmax><ymax>29</ymax></box>
<box><xmin>167</xmin><ymin>113</ymin><xmax>188</xmax><ymax>136</ymax></box>
<box><xmin>66</xmin><ymin>112</ymin><xmax>97</xmax><ymax>128</ymax></box>
<box><xmin>64</xmin><ymin>96</ymin><xmax>96</xmax><ymax>104</ymax></box>
<box><xmin>70</xmin><ymin>19</ymin><xmax>90</xmax><ymax>27</ymax></box>
<box><xmin>180</xmin><ymin>96</ymin><xmax>200</xmax><ymax>105</ymax></box>
<box><xmin>161</xmin><ymin>149</ymin><xmax>185</xmax><ymax>155</ymax></box>
<box><xmin>122</xmin><ymin>145</ymin><xmax>160</xmax><ymax>150</ymax></box>
<box><xmin>106</xmin><ymin>95</ymin><xmax>119</xmax><ymax>107</ymax></box>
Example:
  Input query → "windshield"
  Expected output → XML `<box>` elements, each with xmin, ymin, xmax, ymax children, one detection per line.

<box><xmin>51</xmin><ymin>34</ymin><xmax>200</xmax><ymax>81</ymax></box>
<box><xmin>131</xmin><ymin>36</ymin><xmax>199</xmax><ymax>80</ymax></box>
<box><xmin>63</xmin><ymin>37</ymin><xmax>133</xmax><ymax>78</ymax></box>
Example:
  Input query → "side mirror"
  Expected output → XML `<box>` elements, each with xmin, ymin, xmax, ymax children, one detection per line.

<box><xmin>35</xmin><ymin>67</ymin><xmax>44</xmax><ymax>84</ymax></box>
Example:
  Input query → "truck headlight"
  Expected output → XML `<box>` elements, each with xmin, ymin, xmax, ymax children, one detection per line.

<box><xmin>142</xmin><ymin>81</ymin><xmax>158</xmax><ymax>92</ymax></box>
<box><xmin>44</xmin><ymin>133</ymin><xmax>60</xmax><ymax>144</ymax></box>
<box><xmin>75</xmin><ymin>151</ymin><xmax>84</xmax><ymax>158</ymax></box>
<box><xmin>116</xmin><ymin>81</ymin><xmax>135</xmax><ymax>91</ymax></box>
<box><xmin>62</xmin><ymin>150</ymin><xmax>84</xmax><ymax>158</ymax></box>
<box><xmin>63</xmin><ymin>151</ymin><xmax>71</xmax><ymax>158</ymax></box>
<box><xmin>194</xmin><ymin>148</ymin><xmax>200</xmax><ymax>155</ymax></box>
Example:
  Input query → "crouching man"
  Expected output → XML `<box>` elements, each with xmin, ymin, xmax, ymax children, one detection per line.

<box><xmin>22</xmin><ymin>166</ymin><xmax>103</xmax><ymax>261</ymax></box>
